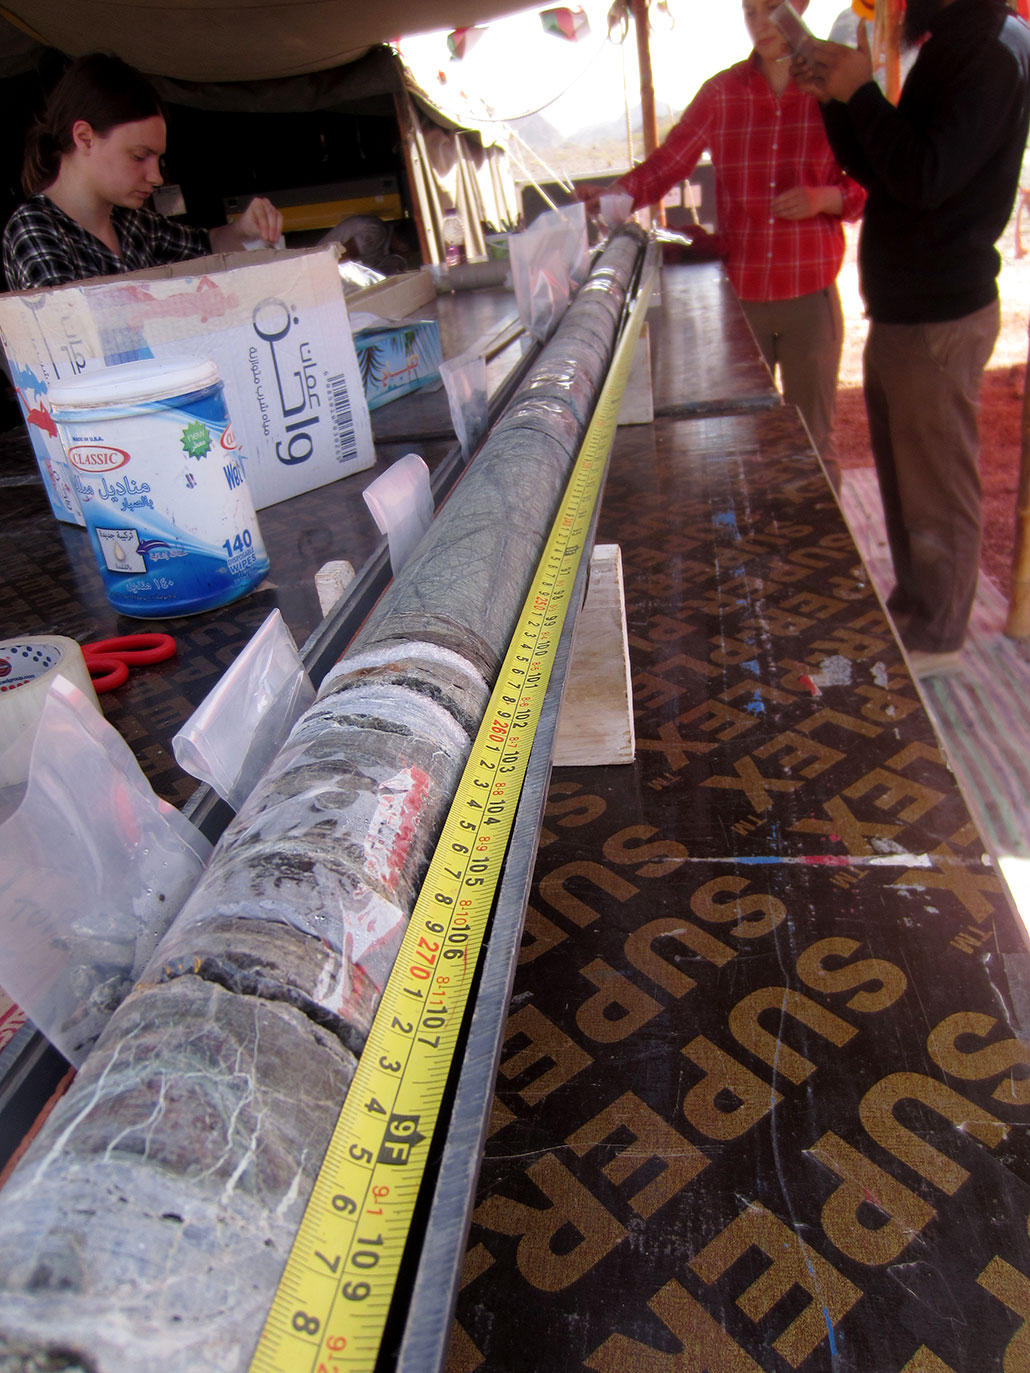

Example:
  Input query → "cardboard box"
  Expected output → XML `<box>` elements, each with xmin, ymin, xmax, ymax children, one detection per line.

<box><xmin>345</xmin><ymin>268</ymin><xmax>443</xmax><ymax>412</ymax></box>
<box><xmin>353</xmin><ymin>319</ymin><xmax>442</xmax><ymax>412</ymax></box>
<box><xmin>0</xmin><ymin>244</ymin><xmax>375</xmax><ymax>523</ymax></box>
<box><xmin>348</xmin><ymin>267</ymin><xmax>435</xmax><ymax>323</ymax></box>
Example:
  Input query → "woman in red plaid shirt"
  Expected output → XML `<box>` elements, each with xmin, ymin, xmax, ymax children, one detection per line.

<box><xmin>606</xmin><ymin>0</ymin><xmax>866</xmax><ymax>480</ymax></box>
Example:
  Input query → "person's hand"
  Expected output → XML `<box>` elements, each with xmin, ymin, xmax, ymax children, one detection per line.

<box><xmin>771</xmin><ymin>185</ymin><xmax>842</xmax><ymax>220</ymax></box>
<box><xmin>792</xmin><ymin>28</ymin><xmax>874</xmax><ymax>103</ymax></box>
<box><xmin>575</xmin><ymin>181</ymin><xmax>613</xmax><ymax>215</ymax></box>
<box><xmin>238</xmin><ymin>196</ymin><xmax>283</xmax><ymax>245</ymax></box>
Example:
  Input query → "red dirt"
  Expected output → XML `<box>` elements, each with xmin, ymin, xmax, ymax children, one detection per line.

<box><xmin>834</xmin><ymin>216</ymin><xmax>1030</xmax><ymax>602</ymax></box>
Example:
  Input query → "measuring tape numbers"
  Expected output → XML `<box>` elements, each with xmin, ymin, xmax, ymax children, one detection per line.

<box><xmin>251</xmin><ymin>249</ymin><xmax>657</xmax><ymax>1373</ymax></box>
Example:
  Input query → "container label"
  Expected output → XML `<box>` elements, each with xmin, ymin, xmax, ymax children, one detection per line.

<box><xmin>67</xmin><ymin>443</ymin><xmax>130</xmax><ymax>474</ymax></box>
<box><xmin>55</xmin><ymin>382</ymin><xmax>269</xmax><ymax>618</ymax></box>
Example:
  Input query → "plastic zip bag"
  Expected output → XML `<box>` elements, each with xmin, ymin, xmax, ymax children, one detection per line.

<box><xmin>172</xmin><ymin>608</ymin><xmax>316</xmax><ymax>812</ymax></box>
<box><xmin>0</xmin><ymin>675</ymin><xmax>211</xmax><ymax>1065</ymax></box>
<box><xmin>509</xmin><ymin>222</ymin><xmax>572</xmax><ymax>343</ymax></box>
<box><xmin>362</xmin><ymin>453</ymin><xmax>435</xmax><ymax>577</ymax></box>
<box><xmin>440</xmin><ymin>351</ymin><xmax>489</xmax><ymax>463</ymax></box>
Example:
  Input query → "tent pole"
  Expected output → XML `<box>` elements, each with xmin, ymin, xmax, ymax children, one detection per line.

<box><xmin>631</xmin><ymin>0</ymin><xmax>664</xmax><ymax>225</ymax></box>
<box><xmin>1004</xmin><ymin>324</ymin><xmax>1030</xmax><ymax>636</ymax></box>
<box><xmin>393</xmin><ymin>87</ymin><xmax>435</xmax><ymax>266</ymax></box>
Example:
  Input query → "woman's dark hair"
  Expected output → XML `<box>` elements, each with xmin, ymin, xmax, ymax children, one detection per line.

<box><xmin>22</xmin><ymin>52</ymin><xmax>164</xmax><ymax>195</ymax></box>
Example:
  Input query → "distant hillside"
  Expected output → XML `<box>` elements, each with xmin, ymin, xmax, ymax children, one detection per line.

<box><xmin>508</xmin><ymin>112</ymin><xmax>563</xmax><ymax>150</ymax></box>
<box><xmin>509</xmin><ymin>109</ymin><xmax>679</xmax><ymax>182</ymax></box>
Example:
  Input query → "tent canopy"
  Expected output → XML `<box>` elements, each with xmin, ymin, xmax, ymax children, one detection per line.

<box><xmin>0</xmin><ymin>0</ymin><xmax>536</xmax><ymax>82</ymax></box>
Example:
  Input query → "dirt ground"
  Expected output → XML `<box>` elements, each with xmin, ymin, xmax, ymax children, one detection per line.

<box><xmin>834</xmin><ymin>203</ymin><xmax>1030</xmax><ymax>601</ymax></box>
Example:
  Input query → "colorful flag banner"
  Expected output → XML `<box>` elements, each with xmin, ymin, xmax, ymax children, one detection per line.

<box><xmin>447</xmin><ymin>26</ymin><xmax>486</xmax><ymax>59</ymax></box>
<box><xmin>540</xmin><ymin>7</ymin><xmax>591</xmax><ymax>41</ymax></box>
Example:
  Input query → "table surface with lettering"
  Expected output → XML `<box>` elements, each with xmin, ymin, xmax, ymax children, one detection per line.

<box><xmin>448</xmin><ymin>407</ymin><xmax>1030</xmax><ymax>1372</ymax></box>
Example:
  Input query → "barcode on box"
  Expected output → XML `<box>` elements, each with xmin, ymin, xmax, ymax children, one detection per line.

<box><xmin>328</xmin><ymin>372</ymin><xmax>359</xmax><ymax>464</ymax></box>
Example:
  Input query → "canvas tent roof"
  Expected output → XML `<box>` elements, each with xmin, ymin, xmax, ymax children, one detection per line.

<box><xmin>0</xmin><ymin>0</ymin><xmax>534</xmax><ymax>82</ymax></box>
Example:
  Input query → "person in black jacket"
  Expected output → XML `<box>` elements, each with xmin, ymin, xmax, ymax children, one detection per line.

<box><xmin>794</xmin><ymin>0</ymin><xmax>1030</xmax><ymax>676</ymax></box>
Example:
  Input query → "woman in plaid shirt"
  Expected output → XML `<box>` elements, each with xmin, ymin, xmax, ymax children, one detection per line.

<box><xmin>604</xmin><ymin>0</ymin><xmax>865</xmax><ymax>480</ymax></box>
<box><xmin>3</xmin><ymin>53</ymin><xmax>282</xmax><ymax>292</ymax></box>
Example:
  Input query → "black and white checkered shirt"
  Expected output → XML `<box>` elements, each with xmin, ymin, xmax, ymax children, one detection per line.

<box><xmin>2</xmin><ymin>193</ymin><xmax>211</xmax><ymax>291</ymax></box>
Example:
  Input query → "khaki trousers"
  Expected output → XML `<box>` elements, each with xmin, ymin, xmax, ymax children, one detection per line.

<box><xmin>863</xmin><ymin>300</ymin><xmax>1000</xmax><ymax>653</ymax></box>
<box><xmin>740</xmin><ymin>285</ymin><xmax>844</xmax><ymax>472</ymax></box>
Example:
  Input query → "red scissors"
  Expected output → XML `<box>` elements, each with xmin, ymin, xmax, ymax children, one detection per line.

<box><xmin>81</xmin><ymin>633</ymin><xmax>177</xmax><ymax>693</ymax></box>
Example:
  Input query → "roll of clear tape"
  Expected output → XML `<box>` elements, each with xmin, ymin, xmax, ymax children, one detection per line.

<box><xmin>0</xmin><ymin>636</ymin><xmax>101</xmax><ymax>790</ymax></box>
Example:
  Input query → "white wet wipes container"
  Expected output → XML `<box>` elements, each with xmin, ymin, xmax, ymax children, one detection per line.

<box><xmin>49</xmin><ymin>355</ymin><xmax>269</xmax><ymax>618</ymax></box>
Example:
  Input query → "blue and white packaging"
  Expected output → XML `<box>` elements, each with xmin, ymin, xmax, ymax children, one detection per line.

<box><xmin>49</xmin><ymin>355</ymin><xmax>269</xmax><ymax>618</ymax></box>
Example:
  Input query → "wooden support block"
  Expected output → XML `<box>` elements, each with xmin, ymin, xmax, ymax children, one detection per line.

<box><xmin>315</xmin><ymin>559</ymin><xmax>356</xmax><ymax>617</ymax></box>
<box><xmin>553</xmin><ymin>544</ymin><xmax>635</xmax><ymax>767</ymax></box>
<box><xmin>617</xmin><ymin>323</ymin><xmax>654</xmax><ymax>426</ymax></box>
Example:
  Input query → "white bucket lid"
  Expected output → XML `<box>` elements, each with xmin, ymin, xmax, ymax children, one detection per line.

<box><xmin>48</xmin><ymin>354</ymin><xmax>220</xmax><ymax>411</ymax></box>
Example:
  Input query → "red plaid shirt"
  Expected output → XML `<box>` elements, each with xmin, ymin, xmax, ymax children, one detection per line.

<box><xmin>620</xmin><ymin>55</ymin><xmax>865</xmax><ymax>302</ymax></box>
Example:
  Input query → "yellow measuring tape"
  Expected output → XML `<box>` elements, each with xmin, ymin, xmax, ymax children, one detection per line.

<box><xmin>250</xmin><ymin>251</ymin><xmax>655</xmax><ymax>1373</ymax></box>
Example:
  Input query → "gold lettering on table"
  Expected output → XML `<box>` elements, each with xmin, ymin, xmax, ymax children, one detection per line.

<box><xmin>845</xmin><ymin>767</ymin><xmax>945</xmax><ymax>823</ymax></box>
<box><xmin>486</xmin><ymin>1096</ymin><xmax>515</xmax><ymax>1138</ymax></box>
<box><xmin>538</xmin><ymin>861</ymin><xmax>639</xmax><ymax>928</ymax></box>
<box><xmin>977</xmin><ymin>1256</ymin><xmax>1030</xmax><ymax>1369</ymax></box>
<box><xmin>740</xmin><ymin>603</ymin><xmax>815</xmax><ymax>637</ymax></box>
<box><xmin>790</xmin><ymin>795</ymin><xmax>901</xmax><ymax>854</ymax></box>
<box><xmin>680</xmin><ymin>1037</ymin><xmax>781</xmax><ymax>1140</ymax></box>
<box><xmin>568</xmin><ymin>1091</ymin><xmax>708</xmax><ymax>1219</ymax></box>
<box><xmin>576</xmin><ymin>959</ymin><xmax>663</xmax><ymax>1043</ymax></box>
<box><xmin>898</xmin><ymin>1349</ymin><xmax>958</xmax><ymax>1372</ymax></box>
<box><xmin>646</xmin><ymin>613</ymin><xmax>696</xmax><ymax>643</ymax></box>
<box><xmin>691</xmin><ymin>876</ymin><xmax>786</xmax><ymax>940</ymax></box>
<box><xmin>854</xmin><ymin>683</ymin><xmax>922</xmax><ymax>724</ymax></box>
<box><xmin>885</xmin><ymin>740</ymin><xmax>947</xmax><ymax>774</ymax></box>
<box><xmin>951</xmin><ymin>926</ymin><xmax>994</xmax><ymax>956</ymax></box>
<box><xmin>788</xmin><ymin>545</ymin><xmax>850</xmax><ymax>570</ymax></box>
<box><xmin>603</xmin><ymin>825</ymin><xmax>690</xmax><ymax>877</ymax></box>
<box><xmin>680</xmin><ymin>698</ymin><xmax>758</xmax><ymax>741</ymax></box>
<box><xmin>792</xmin><ymin>705</ymin><xmax>880</xmax><ymax>740</ymax></box>
<box><xmin>471</xmin><ymin>1153</ymin><xmax>625</xmax><ymax>1292</ymax></box>
<box><xmin>926</xmin><ymin>1011</ymin><xmax>1030</xmax><ymax>1107</ymax></box>
<box><xmin>458</xmin><ymin>1242</ymin><xmax>494</xmax><ymax>1288</ymax></box>
<box><xmin>709</xmin><ymin>634</ymin><xmax>761</xmax><ymax>668</ymax></box>
<box><xmin>635</xmin><ymin>721</ymin><xmax>716</xmax><ymax>771</ymax></box>
<box><xmin>625</xmin><ymin>918</ymin><xmax>713</xmax><ymax>999</ymax></box>
<box><xmin>719</xmin><ymin>572</ymin><xmax>780</xmax><ymax>601</ymax></box>
<box><xmin>721</xmin><ymin>678</ymin><xmax>797</xmax><ymax>709</ymax></box>
<box><xmin>827</xmin><ymin>573</ymin><xmax>870</xmax><ymax>602</ymax></box>
<box><xmin>584</xmin><ymin>1280</ymin><xmax>765</xmax><ymax>1371</ymax></box>
<box><xmin>545</xmin><ymin>780</ymin><xmax>608</xmax><ymax>827</ymax></box>
<box><xmin>631</xmin><ymin>671</ymin><xmax>688</xmax><ymax>710</ymax></box>
<box><xmin>652</xmin><ymin>652</ymin><xmax>723</xmax><ymax>684</ymax></box>
<box><xmin>892</xmin><ymin>842</ymin><xmax>1005</xmax><ymax>923</ymax></box>
<box><xmin>781</xmin><ymin>589</ymin><xmax>848</xmax><ymax>620</ymax></box>
<box><xmin>499</xmin><ymin>1004</ymin><xmax>592</xmax><ymax>1104</ymax></box>
<box><xmin>754</xmin><ymin>730</ymin><xmax>845</xmax><ymax>777</ymax></box>
<box><xmin>690</xmin><ymin>1203</ymin><xmax>861</xmax><ymax>1367</ymax></box>
<box><xmin>630</xmin><ymin>916</ymin><xmax>737</xmax><ymax>980</ymax></box>
<box><xmin>701</xmin><ymin>756</ymin><xmax>802</xmax><ymax>812</ymax></box>
<box><xmin>760</xmin><ymin>557</ymin><xmax>817</xmax><ymax>585</ymax></box>
<box><xmin>795</xmin><ymin>937</ymin><xmax>907</xmax><ymax>1013</ymax></box>
<box><xmin>860</xmin><ymin>1072</ymin><xmax>1008</xmax><ymax>1195</ymax></box>
<box><xmin>683</xmin><ymin>590</ymin><xmax>749</xmax><ymax>619</ymax></box>
<box><xmin>444</xmin><ymin>1321</ymin><xmax>484</xmax><ymax>1373</ymax></box>
<box><xmin>809</xmin><ymin>625</ymin><xmax>892</xmax><ymax>660</ymax></box>
<box><xmin>727</xmin><ymin>988</ymin><xmax>856</xmax><ymax>1084</ymax></box>
<box><xmin>518</xmin><ymin>904</ymin><xmax>567</xmax><ymax>966</ymax></box>
<box><xmin>807</xmin><ymin>1130</ymin><xmax>936</xmax><ymax>1264</ymax></box>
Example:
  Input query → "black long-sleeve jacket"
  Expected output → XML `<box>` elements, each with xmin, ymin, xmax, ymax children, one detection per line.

<box><xmin>821</xmin><ymin>0</ymin><xmax>1030</xmax><ymax>323</ymax></box>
